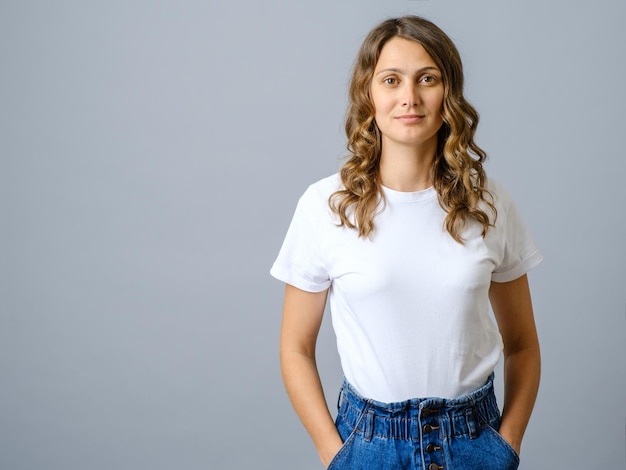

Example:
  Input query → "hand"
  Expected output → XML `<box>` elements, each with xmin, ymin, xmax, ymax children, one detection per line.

<box><xmin>498</xmin><ymin>429</ymin><xmax>521</xmax><ymax>456</ymax></box>
<box><xmin>320</xmin><ymin>439</ymin><xmax>344</xmax><ymax>469</ymax></box>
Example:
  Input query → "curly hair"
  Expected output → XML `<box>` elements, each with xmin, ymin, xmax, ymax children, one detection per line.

<box><xmin>329</xmin><ymin>16</ymin><xmax>496</xmax><ymax>243</ymax></box>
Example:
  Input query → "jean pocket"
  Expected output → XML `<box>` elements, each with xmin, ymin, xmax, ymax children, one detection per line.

<box><xmin>482</xmin><ymin>425</ymin><xmax>520</xmax><ymax>467</ymax></box>
<box><xmin>326</xmin><ymin>409</ymin><xmax>368</xmax><ymax>470</ymax></box>
<box><xmin>325</xmin><ymin>432</ymin><xmax>357</xmax><ymax>470</ymax></box>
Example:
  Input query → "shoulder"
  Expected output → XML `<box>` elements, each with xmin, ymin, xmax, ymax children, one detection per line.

<box><xmin>299</xmin><ymin>173</ymin><xmax>343</xmax><ymax>206</ymax></box>
<box><xmin>305</xmin><ymin>173</ymin><xmax>343</xmax><ymax>197</ymax></box>
<box><xmin>486</xmin><ymin>177</ymin><xmax>514</xmax><ymax>213</ymax></box>
<box><xmin>288</xmin><ymin>173</ymin><xmax>343</xmax><ymax>222</ymax></box>
<box><xmin>485</xmin><ymin>177</ymin><xmax>534</xmax><ymax>237</ymax></box>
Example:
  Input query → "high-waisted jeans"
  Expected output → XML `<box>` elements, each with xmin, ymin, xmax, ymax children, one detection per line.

<box><xmin>327</xmin><ymin>374</ymin><xmax>520</xmax><ymax>470</ymax></box>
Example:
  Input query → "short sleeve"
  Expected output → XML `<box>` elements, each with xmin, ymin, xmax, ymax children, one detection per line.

<box><xmin>491</xmin><ymin>184</ymin><xmax>543</xmax><ymax>283</ymax></box>
<box><xmin>270</xmin><ymin>185</ymin><xmax>331</xmax><ymax>292</ymax></box>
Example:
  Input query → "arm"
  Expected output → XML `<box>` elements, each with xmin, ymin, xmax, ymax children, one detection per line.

<box><xmin>279</xmin><ymin>284</ymin><xmax>343</xmax><ymax>468</ymax></box>
<box><xmin>489</xmin><ymin>274</ymin><xmax>541</xmax><ymax>455</ymax></box>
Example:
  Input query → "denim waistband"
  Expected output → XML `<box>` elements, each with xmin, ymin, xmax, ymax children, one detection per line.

<box><xmin>337</xmin><ymin>374</ymin><xmax>500</xmax><ymax>440</ymax></box>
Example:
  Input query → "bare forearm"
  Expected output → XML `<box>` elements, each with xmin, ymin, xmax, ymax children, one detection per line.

<box><xmin>280</xmin><ymin>350</ymin><xmax>343</xmax><ymax>466</ymax></box>
<box><xmin>499</xmin><ymin>344</ymin><xmax>541</xmax><ymax>454</ymax></box>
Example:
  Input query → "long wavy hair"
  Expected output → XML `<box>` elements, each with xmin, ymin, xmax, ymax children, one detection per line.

<box><xmin>329</xmin><ymin>16</ymin><xmax>496</xmax><ymax>243</ymax></box>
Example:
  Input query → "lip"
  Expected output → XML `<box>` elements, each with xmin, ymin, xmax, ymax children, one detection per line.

<box><xmin>395</xmin><ymin>114</ymin><xmax>425</xmax><ymax>124</ymax></box>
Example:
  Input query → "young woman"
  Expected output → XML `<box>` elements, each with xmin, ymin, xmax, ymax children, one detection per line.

<box><xmin>271</xmin><ymin>16</ymin><xmax>542</xmax><ymax>470</ymax></box>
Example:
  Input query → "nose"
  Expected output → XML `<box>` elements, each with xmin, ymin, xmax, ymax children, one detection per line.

<box><xmin>402</xmin><ymin>83</ymin><xmax>420</xmax><ymax>107</ymax></box>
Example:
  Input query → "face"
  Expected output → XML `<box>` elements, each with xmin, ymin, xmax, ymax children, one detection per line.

<box><xmin>370</xmin><ymin>37</ymin><xmax>444</xmax><ymax>154</ymax></box>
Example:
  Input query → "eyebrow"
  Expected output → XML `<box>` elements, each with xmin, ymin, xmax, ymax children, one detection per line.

<box><xmin>375</xmin><ymin>66</ymin><xmax>440</xmax><ymax>76</ymax></box>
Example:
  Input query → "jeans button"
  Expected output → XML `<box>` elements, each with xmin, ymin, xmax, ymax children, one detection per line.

<box><xmin>426</xmin><ymin>443</ymin><xmax>436</xmax><ymax>453</ymax></box>
<box><xmin>422</xmin><ymin>408</ymin><xmax>436</xmax><ymax>417</ymax></box>
<box><xmin>428</xmin><ymin>464</ymin><xmax>441</xmax><ymax>470</ymax></box>
<box><xmin>423</xmin><ymin>424</ymin><xmax>433</xmax><ymax>433</ymax></box>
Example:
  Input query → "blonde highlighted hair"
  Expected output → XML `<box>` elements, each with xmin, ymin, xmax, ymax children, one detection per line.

<box><xmin>330</xmin><ymin>16</ymin><xmax>496</xmax><ymax>243</ymax></box>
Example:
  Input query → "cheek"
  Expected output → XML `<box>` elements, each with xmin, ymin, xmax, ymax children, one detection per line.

<box><xmin>433</xmin><ymin>92</ymin><xmax>445</xmax><ymax>113</ymax></box>
<box><xmin>371</xmin><ymin>88</ymin><xmax>392</xmax><ymax>112</ymax></box>
<box><xmin>373</xmin><ymin>95</ymin><xmax>394</xmax><ymax>116</ymax></box>
<box><xmin>428</xmin><ymin>95</ymin><xmax>444</xmax><ymax>120</ymax></box>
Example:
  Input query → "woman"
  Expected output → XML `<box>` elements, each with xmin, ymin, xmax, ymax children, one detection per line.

<box><xmin>271</xmin><ymin>15</ymin><xmax>542</xmax><ymax>470</ymax></box>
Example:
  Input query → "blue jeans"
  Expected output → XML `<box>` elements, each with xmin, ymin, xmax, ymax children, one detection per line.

<box><xmin>328</xmin><ymin>374</ymin><xmax>520</xmax><ymax>470</ymax></box>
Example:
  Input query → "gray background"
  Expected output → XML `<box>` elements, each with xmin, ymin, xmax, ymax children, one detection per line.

<box><xmin>1</xmin><ymin>0</ymin><xmax>624</xmax><ymax>469</ymax></box>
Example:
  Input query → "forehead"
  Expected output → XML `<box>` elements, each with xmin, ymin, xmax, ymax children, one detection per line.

<box><xmin>374</xmin><ymin>37</ymin><xmax>438</xmax><ymax>71</ymax></box>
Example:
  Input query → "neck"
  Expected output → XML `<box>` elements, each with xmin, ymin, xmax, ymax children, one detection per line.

<box><xmin>378</xmin><ymin>139</ymin><xmax>437</xmax><ymax>192</ymax></box>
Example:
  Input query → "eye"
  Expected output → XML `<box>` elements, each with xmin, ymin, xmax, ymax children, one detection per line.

<box><xmin>383</xmin><ymin>76</ymin><xmax>398</xmax><ymax>85</ymax></box>
<box><xmin>420</xmin><ymin>75</ymin><xmax>439</xmax><ymax>86</ymax></box>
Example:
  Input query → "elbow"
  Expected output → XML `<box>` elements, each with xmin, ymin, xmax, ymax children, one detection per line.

<box><xmin>279</xmin><ymin>338</ymin><xmax>317</xmax><ymax>371</ymax></box>
<box><xmin>503</xmin><ymin>337</ymin><xmax>541</xmax><ymax>363</ymax></box>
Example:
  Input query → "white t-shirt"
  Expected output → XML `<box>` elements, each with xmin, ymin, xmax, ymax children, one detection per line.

<box><xmin>271</xmin><ymin>174</ymin><xmax>542</xmax><ymax>402</ymax></box>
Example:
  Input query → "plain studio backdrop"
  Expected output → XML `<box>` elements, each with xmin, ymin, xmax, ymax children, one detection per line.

<box><xmin>1</xmin><ymin>1</ymin><xmax>625</xmax><ymax>469</ymax></box>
